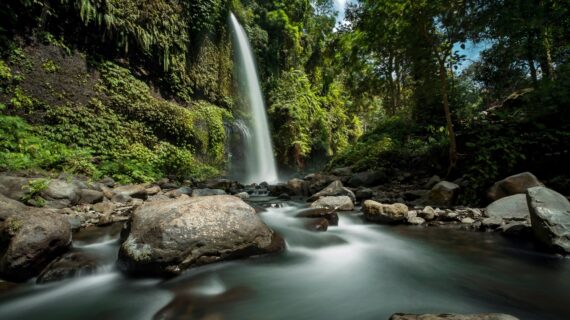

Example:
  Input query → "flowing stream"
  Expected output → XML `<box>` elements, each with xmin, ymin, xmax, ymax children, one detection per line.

<box><xmin>230</xmin><ymin>13</ymin><xmax>278</xmax><ymax>184</ymax></box>
<box><xmin>0</xmin><ymin>198</ymin><xmax>569</xmax><ymax>320</ymax></box>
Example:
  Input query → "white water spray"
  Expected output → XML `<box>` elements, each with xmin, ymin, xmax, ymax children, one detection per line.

<box><xmin>230</xmin><ymin>13</ymin><xmax>278</xmax><ymax>184</ymax></box>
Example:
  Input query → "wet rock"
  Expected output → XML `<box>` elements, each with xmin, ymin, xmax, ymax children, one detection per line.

<box><xmin>0</xmin><ymin>195</ymin><xmax>72</xmax><ymax>282</ymax></box>
<box><xmin>79</xmin><ymin>189</ymin><xmax>104</xmax><ymax>204</ymax></box>
<box><xmin>310</xmin><ymin>196</ymin><xmax>354</xmax><ymax>211</ymax></box>
<box><xmin>308</xmin><ymin>180</ymin><xmax>355</xmax><ymax>203</ymax></box>
<box><xmin>390</xmin><ymin>313</ymin><xmax>520</xmax><ymax>320</ymax></box>
<box><xmin>118</xmin><ymin>195</ymin><xmax>284</xmax><ymax>277</ymax></box>
<box><xmin>113</xmin><ymin>184</ymin><xmax>149</xmax><ymax>200</ymax></box>
<box><xmin>296</xmin><ymin>208</ymin><xmax>339</xmax><ymax>226</ymax></box>
<box><xmin>419</xmin><ymin>206</ymin><xmax>436</xmax><ymax>221</ymax></box>
<box><xmin>486</xmin><ymin>194</ymin><xmax>530</xmax><ymax>220</ymax></box>
<box><xmin>191</xmin><ymin>189</ymin><xmax>226</xmax><ymax>197</ymax></box>
<box><xmin>304</xmin><ymin>218</ymin><xmax>329</xmax><ymax>232</ymax></box>
<box><xmin>362</xmin><ymin>200</ymin><xmax>408</xmax><ymax>224</ymax></box>
<box><xmin>526</xmin><ymin>186</ymin><xmax>570</xmax><ymax>254</ymax></box>
<box><xmin>428</xmin><ymin>181</ymin><xmax>460</xmax><ymax>207</ymax></box>
<box><xmin>37</xmin><ymin>252</ymin><xmax>99</xmax><ymax>284</ymax></box>
<box><xmin>347</xmin><ymin>170</ymin><xmax>386</xmax><ymax>188</ymax></box>
<box><xmin>488</xmin><ymin>172</ymin><xmax>542</xmax><ymax>201</ymax></box>
<box><xmin>287</xmin><ymin>178</ymin><xmax>309</xmax><ymax>196</ymax></box>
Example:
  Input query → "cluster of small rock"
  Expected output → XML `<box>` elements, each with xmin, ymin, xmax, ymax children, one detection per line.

<box><xmin>361</xmin><ymin>172</ymin><xmax>570</xmax><ymax>255</ymax></box>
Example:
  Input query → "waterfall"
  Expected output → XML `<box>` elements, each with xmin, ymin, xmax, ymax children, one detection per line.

<box><xmin>230</xmin><ymin>13</ymin><xmax>279</xmax><ymax>184</ymax></box>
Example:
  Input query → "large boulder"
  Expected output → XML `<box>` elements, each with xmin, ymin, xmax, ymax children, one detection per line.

<box><xmin>118</xmin><ymin>196</ymin><xmax>284</xmax><ymax>277</ymax></box>
<box><xmin>488</xmin><ymin>172</ymin><xmax>542</xmax><ymax>201</ymax></box>
<box><xmin>0</xmin><ymin>195</ymin><xmax>72</xmax><ymax>282</ymax></box>
<box><xmin>41</xmin><ymin>179</ymin><xmax>81</xmax><ymax>207</ymax></box>
<box><xmin>362</xmin><ymin>200</ymin><xmax>409</xmax><ymax>224</ymax></box>
<box><xmin>485</xmin><ymin>194</ymin><xmax>530</xmax><ymax>220</ymax></box>
<box><xmin>308</xmin><ymin>180</ymin><xmax>355</xmax><ymax>203</ymax></box>
<box><xmin>526</xmin><ymin>187</ymin><xmax>570</xmax><ymax>254</ymax></box>
<box><xmin>310</xmin><ymin>196</ymin><xmax>354</xmax><ymax>211</ymax></box>
<box><xmin>428</xmin><ymin>181</ymin><xmax>460</xmax><ymax>207</ymax></box>
<box><xmin>0</xmin><ymin>175</ymin><xmax>30</xmax><ymax>200</ymax></box>
<box><xmin>390</xmin><ymin>314</ymin><xmax>520</xmax><ymax>320</ymax></box>
<box><xmin>347</xmin><ymin>170</ymin><xmax>385</xmax><ymax>187</ymax></box>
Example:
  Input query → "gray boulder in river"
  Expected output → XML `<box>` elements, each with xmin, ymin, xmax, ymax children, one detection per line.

<box><xmin>485</xmin><ymin>194</ymin><xmax>530</xmax><ymax>220</ymax></box>
<box><xmin>118</xmin><ymin>195</ymin><xmax>285</xmax><ymax>277</ymax></box>
<box><xmin>308</xmin><ymin>180</ymin><xmax>355</xmax><ymax>203</ymax></box>
<box><xmin>0</xmin><ymin>194</ymin><xmax>72</xmax><ymax>282</ymax></box>
<box><xmin>526</xmin><ymin>186</ymin><xmax>570</xmax><ymax>254</ymax></box>
<box><xmin>390</xmin><ymin>314</ymin><xmax>520</xmax><ymax>320</ymax></box>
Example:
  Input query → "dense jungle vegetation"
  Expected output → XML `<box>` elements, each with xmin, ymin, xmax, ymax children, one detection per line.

<box><xmin>0</xmin><ymin>0</ymin><xmax>569</xmax><ymax>203</ymax></box>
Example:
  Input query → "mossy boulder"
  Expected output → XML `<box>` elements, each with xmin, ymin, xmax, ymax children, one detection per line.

<box><xmin>118</xmin><ymin>196</ymin><xmax>284</xmax><ymax>277</ymax></box>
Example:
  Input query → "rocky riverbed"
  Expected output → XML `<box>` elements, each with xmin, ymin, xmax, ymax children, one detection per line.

<box><xmin>0</xmin><ymin>170</ymin><xmax>569</xmax><ymax>319</ymax></box>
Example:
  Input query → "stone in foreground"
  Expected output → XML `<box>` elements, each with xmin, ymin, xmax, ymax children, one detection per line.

<box><xmin>390</xmin><ymin>313</ymin><xmax>520</xmax><ymax>320</ymax></box>
<box><xmin>118</xmin><ymin>195</ymin><xmax>284</xmax><ymax>277</ymax></box>
<box><xmin>362</xmin><ymin>200</ymin><xmax>408</xmax><ymax>223</ymax></box>
<box><xmin>0</xmin><ymin>195</ymin><xmax>72</xmax><ymax>282</ymax></box>
<box><xmin>526</xmin><ymin>186</ymin><xmax>570</xmax><ymax>254</ymax></box>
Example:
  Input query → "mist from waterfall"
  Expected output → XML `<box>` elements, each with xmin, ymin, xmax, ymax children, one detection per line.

<box><xmin>230</xmin><ymin>13</ymin><xmax>278</xmax><ymax>184</ymax></box>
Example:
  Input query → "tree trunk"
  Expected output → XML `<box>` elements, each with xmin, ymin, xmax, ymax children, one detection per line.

<box><xmin>438</xmin><ymin>57</ymin><xmax>458</xmax><ymax>177</ymax></box>
<box><xmin>540</xmin><ymin>27</ymin><xmax>555</xmax><ymax>80</ymax></box>
<box><xmin>526</xmin><ymin>34</ymin><xmax>538</xmax><ymax>87</ymax></box>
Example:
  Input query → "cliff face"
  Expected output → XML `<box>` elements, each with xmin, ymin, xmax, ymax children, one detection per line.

<box><xmin>0</xmin><ymin>36</ymin><xmax>233</xmax><ymax>182</ymax></box>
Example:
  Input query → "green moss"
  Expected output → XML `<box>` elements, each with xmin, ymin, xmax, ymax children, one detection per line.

<box><xmin>6</xmin><ymin>217</ymin><xmax>23</xmax><ymax>234</ymax></box>
<box><xmin>41</xmin><ymin>59</ymin><xmax>59</xmax><ymax>73</ymax></box>
<box><xmin>0</xmin><ymin>60</ymin><xmax>12</xmax><ymax>81</ymax></box>
<box><xmin>9</xmin><ymin>87</ymin><xmax>34</xmax><ymax>109</ymax></box>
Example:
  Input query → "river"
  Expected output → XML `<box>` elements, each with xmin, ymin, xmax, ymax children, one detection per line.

<box><xmin>0</xmin><ymin>198</ymin><xmax>569</xmax><ymax>320</ymax></box>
